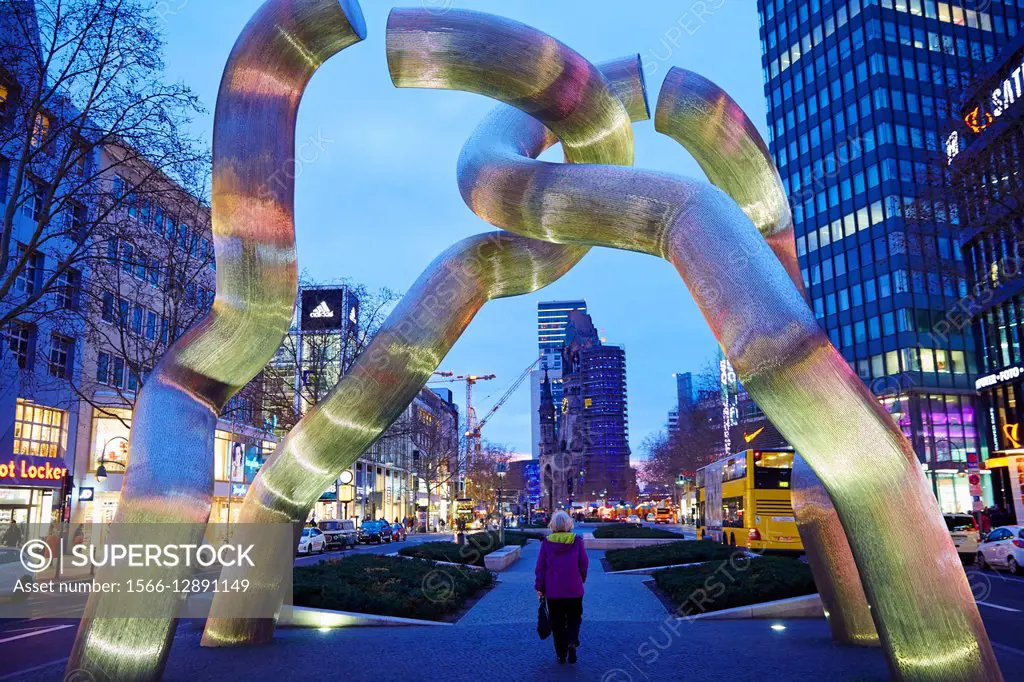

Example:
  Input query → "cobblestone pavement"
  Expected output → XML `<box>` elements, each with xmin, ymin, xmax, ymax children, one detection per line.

<box><xmin>21</xmin><ymin>540</ymin><xmax>1024</xmax><ymax>681</ymax></box>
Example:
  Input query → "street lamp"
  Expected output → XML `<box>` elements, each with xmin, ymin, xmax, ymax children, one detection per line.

<box><xmin>95</xmin><ymin>436</ymin><xmax>129</xmax><ymax>481</ymax></box>
<box><xmin>496</xmin><ymin>462</ymin><xmax>507</xmax><ymax>544</ymax></box>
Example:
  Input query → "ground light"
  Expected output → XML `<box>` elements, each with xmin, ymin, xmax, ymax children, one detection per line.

<box><xmin>770</xmin><ymin>624</ymin><xmax>787</xmax><ymax>632</ymax></box>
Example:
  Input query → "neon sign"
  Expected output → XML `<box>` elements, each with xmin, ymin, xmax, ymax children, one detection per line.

<box><xmin>0</xmin><ymin>455</ymin><xmax>67</xmax><ymax>487</ymax></box>
<box><xmin>964</xmin><ymin>106</ymin><xmax>993</xmax><ymax>133</ymax></box>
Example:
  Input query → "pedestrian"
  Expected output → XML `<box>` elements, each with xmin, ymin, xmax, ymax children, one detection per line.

<box><xmin>438</xmin><ymin>518</ymin><xmax>446</xmax><ymax>533</ymax></box>
<box><xmin>534</xmin><ymin>510</ymin><xmax>588</xmax><ymax>665</ymax></box>
<box><xmin>3</xmin><ymin>519</ymin><xmax>22</xmax><ymax>548</ymax></box>
<box><xmin>73</xmin><ymin>524</ymin><xmax>85</xmax><ymax>545</ymax></box>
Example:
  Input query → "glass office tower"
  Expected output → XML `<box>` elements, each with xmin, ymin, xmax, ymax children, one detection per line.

<box><xmin>531</xmin><ymin>300</ymin><xmax>587</xmax><ymax>457</ymax></box>
<box><xmin>757</xmin><ymin>0</ymin><xmax>1024</xmax><ymax>512</ymax></box>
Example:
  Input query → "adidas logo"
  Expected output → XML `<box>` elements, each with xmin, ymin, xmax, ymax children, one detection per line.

<box><xmin>309</xmin><ymin>301</ymin><xmax>334</xmax><ymax>318</ymax></box>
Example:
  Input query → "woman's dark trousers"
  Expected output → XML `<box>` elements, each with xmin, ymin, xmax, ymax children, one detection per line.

<box><xmin>547</xmin><ymin>597</ymin><xmax>583</xmax><ymax>658</ymax></box>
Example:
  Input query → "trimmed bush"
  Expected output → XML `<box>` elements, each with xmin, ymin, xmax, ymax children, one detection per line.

<box><xmin>653</xmin><ymin>555</ymin><xmax>816</xmax><ymax>615</ymax></box>
<box><xmin>293</xmin><ymin>554</ymin><xmax>493</xmax><ymax>621</ymax></box>
<box><xmin>504</xmin><ymin>530</ymin><xmax>547</xmax><ymax>545</ymax></box>
<box><xmin>593</xmin><ymin>523</ymin><xmax>684</xmax><ymax>539</ymax></box>
<box><xmin>398</xmin><ymin>530</ymin><xmax>504</xmax><ymax>566</ymax></box>
<box><xmin>606</xmin><ymin>540</ymin><xmax>738</xmax><ymax>571</ymax></box>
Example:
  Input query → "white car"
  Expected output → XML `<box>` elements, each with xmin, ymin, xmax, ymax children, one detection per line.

<box><xmin>976</xmin><ymin>525</ymin><xmax>1024</xmax><ymax>574</ymax></box>
<box><xmin>626</xmin><ymin>514</ymin><xmax>641</xmax><ymax>524</ymax></box>
<box><xmin>944</xmin><ymin>513</ymin><xmax>980</xmax><ymax>557</ymax></box>
<box><xmin>646</xmin><ymin>513</ymin><xmax>655</xmax><ymax>522</ymax></box>
<box><xmin>297</xmin><ymin>527</ymin><xmax>327</xmax><ymax>555</ymax></box>
<box><xmin>0</xmin><ymin>547</ymin><xmax>32</xmax><ymax>601</ymax></box>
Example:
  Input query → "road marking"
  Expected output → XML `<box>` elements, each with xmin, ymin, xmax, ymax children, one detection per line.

<box><xmin>977</xmin><ymin>601</ymin><xmax>1021</xmax><ymax>612</ymax></box>
<box><xmin>992</xmin><ymin>641</ymin><xmax>1024</xmax><ymax>659</ymax></box>
<box><xmin>0</xmin><ymin>657</ymin><xmax>68</xmax><ymax>681</ymax></box>
<box><xmin>0</xmin><ymin>623</ymin><xmax>74</xmax><ymax>644</ymax></box>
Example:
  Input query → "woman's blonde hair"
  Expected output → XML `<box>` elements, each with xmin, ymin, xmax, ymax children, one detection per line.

<box><xmin>548</xmin><ymin>510</ymin><xmax>574</xmax><ymax>533</ymax></box>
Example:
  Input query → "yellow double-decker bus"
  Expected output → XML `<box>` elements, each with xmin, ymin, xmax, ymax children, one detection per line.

<box><xmin>696</xmin><ymin>449</ymin><xmax>803</xmax><ymax>553</ymax></box>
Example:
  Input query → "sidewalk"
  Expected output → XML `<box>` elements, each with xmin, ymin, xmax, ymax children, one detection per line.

<box><xmin>22</xmin><ymin>541</ymin><xmax>1024</xmax><ymax>681</ymax></box>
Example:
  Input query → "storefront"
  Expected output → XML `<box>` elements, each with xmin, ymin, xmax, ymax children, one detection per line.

<box><xmin>4</xmin><ymin>399</ymin><xmax>69</xmax><ymax>534</ymax></box>
<box><xmin>76</xmin><ymin>405</ymin><xmax>276</xmax><ymax>525</ymax></box>
<box><xmin>975</xmin><ymin>365</ymin><xmax>1024</xmax><ymax>520</ymax></box>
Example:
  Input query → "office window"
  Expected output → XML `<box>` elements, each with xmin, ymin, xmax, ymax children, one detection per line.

<box><xmin>67</xmin><ymin>201</ymin><xmax>88</xmax><ymax>237</ymax></box>
<box><xmin>13</xmin><ymin>399</ymin><xmax>64</xmax><ymax>458</ymax></box>
<box><xmin>48</xmin><ymin>333</ymin><xmax>73</xmax><ymax>378</ymax></box>
<box><xmin>54</xmin><ymin>267</ymin><xmax>80</xmax><ymax>310</ymax></box>
<box><xmin>31</xmin><ymin>111</ymin><xmax>51</xmax><ymax>148</ymax></box>
<box><xmin>5</xmin><ymin>321</ymin><xmax>34</xmax><ymax>369</ymax></box>
<box><xmin>14</xmin><ymin>244</ymin><xmax>43</xmax><ymax>295</ymax></box>
<box><xmin>112</xmin><ymin>356</ymin><xmax>125</xmax><ymax>388</ymax></box>
<box><xmin>20</xmin><ymin>177</ymin><xmax>45</xmax><ymax>220</ymax></box>
<box><xmin>96</xmin><ymin>351</ymin><xmax>110</xmax><ymax>384</ymax></box>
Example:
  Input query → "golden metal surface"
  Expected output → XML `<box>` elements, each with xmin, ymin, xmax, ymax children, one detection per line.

<box><xmin>653</xmin><ymin>67</ymin><xmax>878</xmax><ymax>650</ymax></box>
<box><xmin>451</xmin><ymin>51</ymin><xmax>1000</xmax><ymax>682</ymax></box>
<box><xmin>65</xmin><ymin>1</ymin><xmax>367</xmax><ymax>679</ymax></box>
<box><xmin>201</xmin><ymin>9</ymin><xmax>644</xmax><ymax>647</ymax></box>
<box><xmin>655</xmin><ymin>67</ymin><xmax>804</xmax><ymax>293</ymax></box>
<box><xmin>792</xmin><ymin>454</ymin><xmax>879</xmax><ymax>646</ymax></box>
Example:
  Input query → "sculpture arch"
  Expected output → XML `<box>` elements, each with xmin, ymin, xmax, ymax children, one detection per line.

<box><xmin>68</xmin><ymin>3</ymin><xmax>1002</xmax><ymax>681</ymax></box>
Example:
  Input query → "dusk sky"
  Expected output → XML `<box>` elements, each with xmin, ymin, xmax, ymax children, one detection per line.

<box><xmin>158</xmin><ymin>1</ymin><xmax>766</xmax><ymax>461</ymax></box>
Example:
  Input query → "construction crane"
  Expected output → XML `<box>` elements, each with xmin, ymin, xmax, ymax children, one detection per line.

<box><xmin>428</xmin><ymin>372</ymin><xmax>496</xmax><ymax>464</ymax></box>
<box><xmin>468</xmin><ymin>355</ymin><xmax>542</xmax><ymax>459</ymax></box>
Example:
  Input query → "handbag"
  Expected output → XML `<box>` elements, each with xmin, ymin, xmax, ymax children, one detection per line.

<box><xmin>536</xmin><ymin>597</ymin><xmax>551</xmax><ymax>640</ymax></box>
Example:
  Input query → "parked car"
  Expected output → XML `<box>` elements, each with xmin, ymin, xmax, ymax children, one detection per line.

<box><xmin>626</xmin><ymin>514</ymin><xmax>641</xmax><ymax>524</ymax></box>
<box><xmin>358</xmin><ymin>520</ymin><xmax>393</xmax><ymax>544</ymax></box>
<box><xmin>977</xmin><ymin>525</ymin><xmax>1024</xmax><ymax>574</ymax></box>
<box><xmin>297</xmin><ymin>526</ymin><xmax>327</xmax><ymax>555</ymax></box>
<box><xmin>646</xmin><ymin>513</ymin><xmax>655</xmax><ymax>522</ymax></box>
<box><xmin>318</xmin><ymin>519</ymin><xmax>357</xmax><ymax>550</ymax></box>
<box><xmin>0</xmin><ymin>547</ymin><xmax>32</xmax><ymax>602</ymax></box>
<box><xmin>944</xmin><ymin>513</ymin><xmax>980</xmax><ymax>559</ymax></box>
<box><xmin>391</xmin><ymin>523</ymin><xmax>407</xmax><ymax>542</ymax></box>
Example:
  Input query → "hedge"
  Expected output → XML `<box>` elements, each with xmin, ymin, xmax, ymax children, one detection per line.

<box><xmin>653</xmin><ymin>555</ymin><xmax>816</xmax><ymax>615</ymax></box>
<box><xmin>397</xmin><ymin>530</ymin><xmax>504</xmax><ymax>566</ymax></box>
<box><xmin>592</xmin><ymin>523</ymin><xmax>684</xmax><ymax>539</ymax></box>
<box><xmin>504</xmin><ymin>530</ymin><xmax>547</xmax><ymax>545</ymax></box>
<box><xmin>605</xmin><ymin>540</ymin><xmax>739</xmax><ymax>571</ymax></box>
<box><xmin>293</xmin><ymin>554</ymin><xmax>494</xmax><ymax>621</ymax></box>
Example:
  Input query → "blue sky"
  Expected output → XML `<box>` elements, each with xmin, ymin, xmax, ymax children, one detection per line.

<box><xmin>158</xmin><ymin>1</ymin><xmax>766</xmax><ymax>461</ymax></box>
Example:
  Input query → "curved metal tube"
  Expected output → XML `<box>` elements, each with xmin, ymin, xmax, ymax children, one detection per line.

<box><xmin>442</xmin><ymin>48</ymin><xmax>1000</xmax><ymax>681</ymax></box>
<box><xmin>655</xmin><ymin>68</ymin><xmax>803</xmax><ymax>295</ymax></box>
<box><xmin>65</xmin><ymin>1</ymin><xmax>367</xmax><ymax>679</ymax></box>
<box><xmin>655</xmin><ymin>67</ymin><xmax>877</xmax><ymax>648</ymax></box>
<box><xmin>793</xmin><ymin>454</ymin><xmax>879</xmax><ymax>646</ymax></box>
<box><xmin>201</xmin><ymin>11</ymin><xmax>643</xmax><ymax>646</ymax></box>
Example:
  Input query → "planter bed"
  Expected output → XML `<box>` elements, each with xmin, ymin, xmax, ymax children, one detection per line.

<box><xmin>652</xmin><ymin>555</ymin><xmax>815</xmax><ymax>615</ymax></box>
<box><xmin>593</xmin><ymin>523</ymin><xmax>685</xmax><ymax>539</ymax></box>
<box><xmin>605</xmin><ymin>540</ymin><xmax>740</xmax><ymax>572</ymax></box>
<box><xmin>293</xmin><ymin>554</ymin><xmax>494</xmax><ymax>622</ymax></box>
<box><xmin>398</xmin><ymin>531</ymin><xmax>504</xmax><ymax>566</ymax></box>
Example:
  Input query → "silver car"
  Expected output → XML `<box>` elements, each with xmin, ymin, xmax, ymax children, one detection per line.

<box><xmin>318</xmin><ymin>519</ymin><xmax>358</xmax><ymax>550</ymax></box>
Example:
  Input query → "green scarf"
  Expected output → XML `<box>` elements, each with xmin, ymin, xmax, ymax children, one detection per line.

<box><xmin>548</xmin><ymin>532</ymin><xmax>576</xmax><ymax>544</ymax></box>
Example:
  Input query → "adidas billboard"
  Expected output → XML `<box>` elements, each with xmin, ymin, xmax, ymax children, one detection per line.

<box><xmin>300</xmin><ymin>287</ymin><xmax>347</xmax><ymax>331</ymax></box>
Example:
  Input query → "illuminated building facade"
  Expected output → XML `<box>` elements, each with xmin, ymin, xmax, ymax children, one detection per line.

<box><xmin>530</xmin><ymin>299</ymin><xmax>587</xmax><ymax>457</ymax></box>
<box><xmin>946</xmin><ymin>27</ymin><xmax>1024</xmax><ymax>518</ymax></box>
<box><xmin>758</xmin><ymin>0</ymin><xmax>1024</xmax><ymax>512</ymax></box>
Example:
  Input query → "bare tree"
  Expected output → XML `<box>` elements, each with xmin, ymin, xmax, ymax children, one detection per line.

<box><xmin>466</xmin><ymin>440</ymin><xmax>512</xmax><ymax>514</ymax></box>
<box><xmin>641</xmin><ymin>358</ymin><xmax>723</xmax><ymax>490</ymax></box>
<box><xmin>261</xmin><ymin>276</ymin><xmax>399</xmax><ymax>432</ymax></box>
<box><xmin>0</xmin><ymin>0</ymin><xmax>205</xmax><ymax>333</ymax></box>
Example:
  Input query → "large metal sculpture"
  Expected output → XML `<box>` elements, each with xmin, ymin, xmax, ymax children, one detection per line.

<box><xmin>66</xmin><ymin>1</ymin><xmax>367</xmax><ymax>679</ymax></box>
<box><xmin>201</xmin><ymin>11</ymin><xmax>646</xmax><ymax>648</ymax></box>
<box><xmin>655</xmin><ymin>69</ymin><xmax>879</xmax><ymax>649</ymax></box>
<box><xmin>68</xmin><ymin>2</ymin><xmax>1002</xmax><ymax>681</ymax></box>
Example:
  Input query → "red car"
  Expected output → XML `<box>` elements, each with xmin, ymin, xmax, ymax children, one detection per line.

<box><xmin>390</xmin><ymin>523</ymin><xmax>407</xmax><ymax>541</ymax></box>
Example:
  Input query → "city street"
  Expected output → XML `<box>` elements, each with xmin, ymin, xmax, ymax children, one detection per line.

<box><xmin>3</xmin><ymin>538</ymin><xmax>1024</xmax><ymax>681</ymax></box>
<box><xmin>0</xmin><ymin>531</ymin><xmax>451</xmax><ymax>680</ymax></box>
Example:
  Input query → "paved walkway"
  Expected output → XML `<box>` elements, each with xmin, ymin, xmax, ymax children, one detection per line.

<box><xmin>23</xmin><ymin>541</ymin><xmax>1024</xmax><ymax>680</ymax></box>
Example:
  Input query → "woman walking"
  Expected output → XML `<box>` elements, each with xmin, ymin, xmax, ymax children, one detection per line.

<box><xmin>535</xmin><ymin>510</ymin><xmax>589</xmax><ymax>664</ymax></box>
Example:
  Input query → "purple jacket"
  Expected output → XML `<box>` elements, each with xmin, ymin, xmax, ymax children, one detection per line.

<box><xmin>534</xmin><ymin>534</ymin><xmax>589</xmax><ymax>599</ymax></box>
